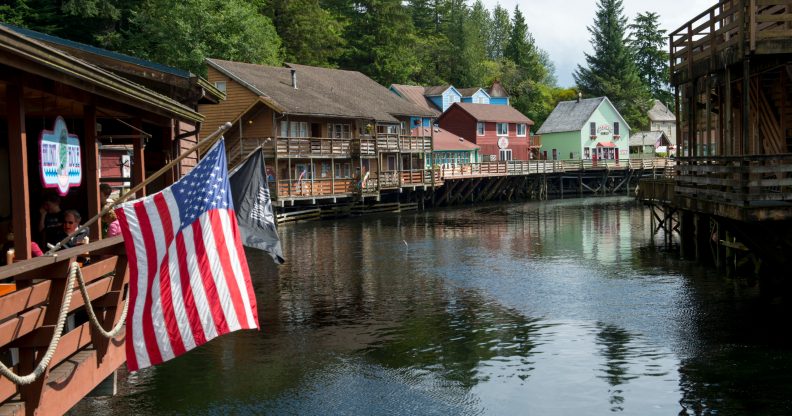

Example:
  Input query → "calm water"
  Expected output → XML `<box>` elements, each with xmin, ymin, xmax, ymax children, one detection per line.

<box><xmin>73</xmin><ymin>197</ymin><xmax>792</xmax><ymax>415</ymax></box>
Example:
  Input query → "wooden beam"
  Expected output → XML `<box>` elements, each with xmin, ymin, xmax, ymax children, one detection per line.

<box><xmin>7</xmin><ymin>83</ymin><xmax>31</xmax><ymax>261</ymax></box>
<box><xmin>83</xmin><ymin>105</ymin><xmax>101</xmax><ymax>241</ymax></box>
<box><xmin>132</xmin><ymin>119</ymin><xmax>146</xmax><ymax>198</ymax></box>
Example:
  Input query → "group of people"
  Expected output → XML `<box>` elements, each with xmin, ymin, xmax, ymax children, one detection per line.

<box><xmin>37</xmin><ymin>184</ymin><xmax>121</xmax><ymax>252</ymax></box>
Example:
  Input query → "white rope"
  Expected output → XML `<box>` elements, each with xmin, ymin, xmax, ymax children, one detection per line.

<box><xmin>74</xmin><ymin>263</ymin><xmax>128</xmax><ymax>338</ymax></box>
<box><xmin>0</xmin><ymin>262</ymin><xmax>78</xmax><ymax>385</ymax></box>
<box><xmin>0</xmin><ymin>262</ymin><xmax>128</xmax><ymax>385</ymax></box>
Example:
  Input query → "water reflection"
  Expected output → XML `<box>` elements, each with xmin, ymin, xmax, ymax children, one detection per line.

<box><xmin>71</xmin><ymin>197</ymin><xmax>792</xmax><ymax>415</ymax></box>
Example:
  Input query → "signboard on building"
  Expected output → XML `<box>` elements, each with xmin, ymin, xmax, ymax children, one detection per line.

<box><xmin>40</xmin><ymin>116</ymin><xmax>82</xmax><ymax>196</ymax></box>
<box><xmin>497</xmin><ymin>137</ymin><xmax>509</xmax><ymax>149</ymax></box>
<box><xmin>598</xmin><ymin>124</ymin><xmax>612</xmax><ymax>135</ymax></box>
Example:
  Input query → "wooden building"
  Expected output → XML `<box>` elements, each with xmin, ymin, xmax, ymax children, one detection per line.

<box><xmin>438</xmin><ymin>102</ymin><xmax>537</xmax><ymax>161</ymax></box>
<box><xmin>638</xmin><ymin>1</ymin><xmax>792</xmax><ymax>277</ymax></box>
<box><xmin>201</xmin><ymin>59</ymin><xmax>436</xmax><ymax>206</ymax></box>
<box><xmin>537</xmin><ymin>97</ymin><xmax>630</xmax><ymax>162</ymax></box>
<box><xmin>1</xmin><ymin>24</ymin><xmax>206</xmax><ymax>415</ymax></box>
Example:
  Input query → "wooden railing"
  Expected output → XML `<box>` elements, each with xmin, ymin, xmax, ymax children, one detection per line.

<box><xmin>0</xmin><ymin>237</ymin><xmax>128</xmax><ymax>415</ymax></box>
<box><xmin>379</xmin><ymin>171</ymin><xmax>401</xmax><ymax>188</ymax></box>
<box><xmin>670</xmin><ymin>0</ymin><xmax>792</xmax><ymax>81</ymax></box>
<box><xmin>439</xmin><ymin>159</ymin><xmax>670</xmax><ymax>179</ymax></box>
<box><xmin>354</xmin><ymin>137</ymin><xmax>376</xmax><ymax>156</ymax></box>
<box><xmin>275</xmin><ymin>137</ymin><xmax>351</xmax><ymax>158</ymax></box>
<box><xmin>274</xmin><ymin>178</ymin><xmax>354</xmax><ymax>198</ymax></box>
<box><xmin>376</xmin><ymin>135</ymin><xmax>400</xmax><ymax>152</ymax></box>
<box><xmin>399</xmin><ymin>135</ymin><xmax>432</xmax><ymax>152</ymax></box>
<box><xmin>400</xmin><ymin>169</ymin><xmax>435</xmax><ymax>186</ymax></box>
<box><xmin>675</xmin><ymin>154</ymin><xmax>792</xmax><ymax>205</ymax></box>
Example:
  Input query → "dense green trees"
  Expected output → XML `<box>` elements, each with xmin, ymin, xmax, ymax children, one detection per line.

<box><xmin>574</xmin><ymin>0</ymin><xmax>651</xmax><ymax>129</ymax></box>
<box><xmin>2</xmin><ymin>0</ymin><xmax>673</xmax><ymax>129</ymax></box>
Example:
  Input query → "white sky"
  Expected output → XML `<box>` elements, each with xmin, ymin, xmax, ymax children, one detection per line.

<box><xmin>480</xmin><ymin>0</ymin><xmax>716</xmax><ymax>87</ymax></box>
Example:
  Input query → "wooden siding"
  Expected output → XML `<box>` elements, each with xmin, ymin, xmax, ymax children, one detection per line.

<box><xmin>243</xmin><ymin>106</ymin><xmax>275</xmax><ymax>138</ymax></box>
<box><xmin>438</xmin><ymin>108</ymin><xmax>532</xmax><ymax>160</ymax></box>
<box><xmin>199</xmin><ymin>66</ymin><xmax>259</xmax><ymax>132</ymax></box>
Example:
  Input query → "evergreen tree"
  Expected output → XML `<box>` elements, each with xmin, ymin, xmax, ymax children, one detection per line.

<box><xmin>341</xmin><ymin>0</ymin><xmax>420</xmax><ymax>84</ymax></box>
<box><xmin>629</xmin><ymin>12</ymin><xmax>671</xmax><ymax>105</ymax></box>
<box><xmin>272</xmin><ymin>0</ymin><xmax>345</xmax><ymax>67</ymax></box>
<box><xmin>457</xmin><ymin>0</ymin><xmax>490</xmax><ymax>87</ymax></box>
<box><xmin>488</xmin><ymin>4</ymin><xmax>511</xmax><ymax>60</ymax></box>
<box><xmin>119</xmin><ymin>0</ymin><xmax>281</xmax><ymax>75</ymax></box>
<box><xmin>574</xmin><ymin>0</ymin><xmax>650</xmax><ymax>129</ymax></box>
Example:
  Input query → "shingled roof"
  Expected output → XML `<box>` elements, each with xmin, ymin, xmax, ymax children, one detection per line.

<box><xmin>537</xmin><ymin>97</ymin><xmax>613</xmax><ymax>134</ymax></box>
<box><xmin>648</xmin><ymin>100</ymin><xmax>676</xmax><ymax>122</ymax></box>
<box><xmin>488</xmin><ymin>81</ymin><xmax>508</xmax><ymax>98</ymax></box>
<box><xmin>412</xmin><ymin>126</ymin><xmax>480</xmax><ymax>151</ymax></box>
<box><xmin>441</xmin><ymin>102</ymin><xmax>534</xmax><ymax>124</ymax></box>
<box><xmin>456</xmin><ymin>87</ymin><xmax>487</xmax><ymax>97</ymax></box>
<box><xmin>206</xmin><ymin>59</ymin><xmax>435</xmax><ymax>123</ymax></box>
<box><xmin>630</xmin><ymin>131</ymin><xmax>670</xmax><ymax>147</ymax></box>
<box><xmin>424</xmin><ymin>85</ymin><xmax>453</xmax><ymax>96</ymax></box>
<box><xmin>390</xmin><ymin>84</ymin><xmax>441</xmax><ymax>115</ymax></box>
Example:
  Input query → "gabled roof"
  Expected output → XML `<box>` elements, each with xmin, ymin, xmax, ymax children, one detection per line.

<box><xmin>456</xmin><ymin>87</ymin><xmax>490</xmax><ymax>98</ymax></box>
<box><xmin>424</xmin><ymin>85</ymin><xmax>461</xmax><ymax>97</ymax></box>
<box><xmin>648</xmin><ymin>100</ymin><xmax>676</xmax><ymax>122</ymax></box>
<box><xmin>630</xmin><ymin>131</ymin><xmax>670</xmax><ymax>147</ymax></box>
<box><xmin>412</xmin><ymin>126</ymin><xmax>479</xmax><ymax>151</ymax></box>
<box><xmin>488</xmin><ymin>81</ymin><xmax>509</xmax><ymax>98</ymax></box>
<box><xmin>390</xmin><ymin>84</ymin><xmax>441</xmax><ymax>116</ymax></box>
<box><xmin>537</xmin><ymin>97</ymin><xmax>628</xmax><ymax>134</ymax></box>
<box><xmin>0</xmin><ymin>24</ymin><xmax>202</xmax><ymax>122</ymax></box>
<box><xmin>440</xmin><ymin>102</ymin><xmax>534</xmax><ymax>124</ymax></box>
<box><xmin>5</xmin><ymin>23</ymin><xmax>224</xmax><ymax>104</ymax></box>
<box><xmin>207</xmin><ymin>59</ymin><xmax>435</xmax><ymax>122</ymax></box>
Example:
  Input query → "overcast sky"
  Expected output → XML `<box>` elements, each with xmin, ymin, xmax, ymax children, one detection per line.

<box><xmin>480</xmin><ymin>0</ymin><xmax>716</xmax><ymax>87</ymax></box>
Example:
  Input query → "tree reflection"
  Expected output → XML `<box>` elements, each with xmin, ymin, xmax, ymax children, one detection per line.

<box><xmin>595</xmin><ymin>323</ymin><xmax>637</xmax><ymax>412</ymax></box>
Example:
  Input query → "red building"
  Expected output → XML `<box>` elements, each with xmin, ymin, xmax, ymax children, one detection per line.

<box><xmin>437</xmin><ymin>103</ymin><xmax>538</xmax><ymax>161</ymax></box>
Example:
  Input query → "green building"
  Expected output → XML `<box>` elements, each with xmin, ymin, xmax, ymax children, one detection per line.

<box><xmin>536</xmin><ymin>97</ymin><xmax>630</xmax><ymax>161</ymax></box>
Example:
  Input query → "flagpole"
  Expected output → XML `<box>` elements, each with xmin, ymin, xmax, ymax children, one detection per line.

<box><xmin>45</xmin><ymin>122</ymin><xmax>233</xmax><ymax>255</ymax></box>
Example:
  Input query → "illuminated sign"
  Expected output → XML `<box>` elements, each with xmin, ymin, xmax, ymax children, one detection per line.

<box><xmin>40</xmin><ymin>116</ymin><xmax>82</xmax><ymax>196</ymax></box>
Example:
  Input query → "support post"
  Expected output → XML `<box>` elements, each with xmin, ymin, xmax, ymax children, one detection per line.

<box><xmin>7</xmin><ymin>83</ymin><xmax>31</xmax><ymax>260</ymax></box>
<box><xmin>132</xmin><ymin>119</ymin><xmax>146</xmax><ymax>198</ymax></box>
<box><xmin>84</xmin><ymin>105</ymin><xmax>101</xmax><ymax>241</ymax></box>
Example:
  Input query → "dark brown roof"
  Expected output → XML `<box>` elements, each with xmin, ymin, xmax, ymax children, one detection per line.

<box><xmin>206</xmin><ymin>59</ymin><xmax>435</xmax><ymax>122</ymax></box>
<box><xmin>390</xmin><ymin>84</ymin><xmax>441</xmax><ymax>115</ymax></box>
<box><xmin>412</xmin><ymin>126</ymin><xmax>479</xmax><ymax>151</ymax></box>
<box><xmin>456</xmin><ymin>87</ymin><xmax>484</xmax><ymax>97</ymax></box>
<box><xmin>487</xmin><ymin>81</ymin><xmax>509</xmax><ymax>98</ymax></box>
<box><xmin>443</xmin><ymin>102</ymin><xmax>534</xmax><ymax>124</ymax></box>
<box><xmin>424</xmin><ymin>85</ymin><xmax>452</xmax><ymax>96</ymax></box>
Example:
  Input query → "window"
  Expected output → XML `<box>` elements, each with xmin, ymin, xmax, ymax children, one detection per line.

<box><xmin>280</xmin><ymin>121</ymin><xmax>309</xmax><ymax>138</ymax></box>
<box><xmin>590</xmin><ymin>122</ymin><xmax>596</xmax><ymax>136</ymax></box>
<box><xmin>328</xmin><ymin>124</ymin><xmax>351</xmax><ymax>139</ymax></box>
<box><xmin>497</xmin><ymin>123</ymin><xmax>508</xmax><ymax>135</ymax></box>
<box><xmin>499</xmin><ymin>149</ymin><xmax>512</xmax><ymax>161</ymax></box>
<box><xmin>334</xmin><ymin>162</ymin><xmax>351</xmax><ymax>178</ymax></box>
<box><xmin>613</xmin><ymin>122</ymin><xmax>620</xmax><ymax>136</ymax></box>
<box><xmin>584</xmin><ymin>147</ymin><xmax>591</xmax><ymax>159</ymax></box>
<box><xmin>477</xmin><ymin>122</ymin><xmax>485</xmax><ymax>136</ymax></box>
<box><xmin>214</xmin><ymin>81</ymin><xmax>226</xmax><ymax>93</ymax></box>
<box><xmin>516</xmin><ymin>124</ymin><xmax>527</xmax><ymax>137</ymax></box>
<box><xmin>386</xmin><ymin>155</ymin><xmax>397</xmax><ymax>171</ymax></box>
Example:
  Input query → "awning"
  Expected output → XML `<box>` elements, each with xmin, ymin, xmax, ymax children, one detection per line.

<box><xmin>596</xmin><ymin>141</ymin><xmax>616</xmax><ymax>148</ymax></box>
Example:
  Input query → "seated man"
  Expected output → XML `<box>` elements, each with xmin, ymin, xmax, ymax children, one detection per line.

<box><xmin>52</xmin><ymin>209</ymin><xmax>89</xmax><ymax>249</ymax></box>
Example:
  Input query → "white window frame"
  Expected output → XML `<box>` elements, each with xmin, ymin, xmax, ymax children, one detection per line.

<box><xmin>496</xmin><ymin>123</ymin><xmax>508</xmax><ymax>135</ymax></box>
<box><xmin>499</xmin><ymin>149</ymin><xmax>512</xmax><ymax>161</ymax></box>
<box><xmin>214</xmin><ymin>81</ymin><xmax>226</xmax><ymax>93</ymax></box>
<box><xmin>477</xmin><ymin>122</ymin><xmax>485</xmax><ymax>136</ymax></box>
<box><xmin>516</xmin><ymin>124</ymin><xmax>527</xmax><ymax>137</ymax></box>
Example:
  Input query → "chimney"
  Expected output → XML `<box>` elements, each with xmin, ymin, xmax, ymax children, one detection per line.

<box><xmin>290</xmin><ymin>69</ymin><xmax>297</xmax><ymax>89</ymax></box>
<box><xmin>577</xmin><ymin>92</ymin><xmax>582</xmax><ymax>103</ymax></box>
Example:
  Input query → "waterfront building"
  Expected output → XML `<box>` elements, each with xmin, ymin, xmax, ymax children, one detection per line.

<box><xmin>412</xmin><ymin>126</ymin><xmax>480</xmax><ymax>168</ymax></box>
<box><xmin>647</xmin><ymin>100</ymin><xmax>677</xmax><ymax>152</ymax></box>
<box><xmin>0</xmin><ymin>23</ymin><xmax>206</xmax><ymax>414</ymax></box>
<box><xmin>457</xmin><ymin>87</ymin><xmax>491</xmax><ymax>104</ymax></box>
<box><xmin>201</xmin><ymin>59</ymin><xmax>436</xmax><ymax>206</ymax></box>
<box><xmin>437</xmin><ymin>103</ymin><xmax>537</xmax><ymax>161</ymax></box>
<box><xmin>537</xmin><ymin>97</ymin><xmax>630</xmax><ymax>161</ymax></box>
<box><xmin>629</xmin><ymin>131</ymin><xmax>671</xmax><ymax>158</ymax></box>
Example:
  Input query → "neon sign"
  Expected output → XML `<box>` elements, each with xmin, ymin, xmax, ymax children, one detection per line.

<box><xmin>40</xmin><ymin>116</ymin><xmax>82</xmax><ymax>196</ymax></box>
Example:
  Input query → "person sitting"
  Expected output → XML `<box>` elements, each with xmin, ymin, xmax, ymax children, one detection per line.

<box><xmin>102</xmin><ymin>203</ymin><xmax>121</xmax><ymax>238</ymax></box>
<box><xmin>38</xmin><ymin>193</ymin><xmax>63</xmax><ymax>247</ymax></box>
<box><xmin>52</xmin><ymin>209</ymin><xmax>89</xmax><ymax>250</ymax></box>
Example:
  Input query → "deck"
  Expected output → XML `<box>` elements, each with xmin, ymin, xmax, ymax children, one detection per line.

<box><xmin>0</xmin><ymin>237</ymin><xmax>128</xmax><ymax>415</ymax></box>
<box><xmin>671</xmin><ymin>0</ymin><xmax>792</xmax><ymax>84</ymax></box>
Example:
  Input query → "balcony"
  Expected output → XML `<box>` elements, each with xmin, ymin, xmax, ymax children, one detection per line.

<box><xmin>670</xmin><ymin>0</ymin><xmax>792</xmax><ymax>83</ymax></box>
<box><xmin>399</xmin><ymin>135</ymin><xmax>432</xmax><ymax>152</ymax></box>
<box><xmin>275</xmin><ymin>137</ymin><xmax>352</xmax><ymax>159</ymax></box>
<box><xmin>354</xmin><ymin>136</ymin><xmax>377</xmax><ymax>157</ymax></box>
<box><xmin>274</xmin><ymin>178</ymin><xmax>354</xmax><ymax>199</ymax></box>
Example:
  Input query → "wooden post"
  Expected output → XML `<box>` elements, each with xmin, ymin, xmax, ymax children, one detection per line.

<box><xmin>7</xmin><ymin>83</ymin><xmax>31</xmax><ymax>261</ymax></box>
<box><xmin>84</xmin><ymin>105</ymin><xmax>101</xmax><ymax>241</ymax></box>
<box><xmin>131</xmin><ymin>119</ymin><xmax>146</xmax><ymax>198</ymax></box>
<box><xmin>725</xmin><ymin>66</ymin><xmax>733</xmax><ymax>155</ymax></box>
<box><xmin>742</xmin><ymin>58</ymin><xmax>751</xmax><ymax>156</ymax></box>
<box><xmin>163</xmin><ymin>122</ymin><xmax>176</xmax><ymax>186</ymax></box>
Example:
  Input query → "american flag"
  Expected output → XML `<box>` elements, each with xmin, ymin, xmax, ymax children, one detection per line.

<box><xmin>115</xmin><ymin>139</ymin><xmax>259</xmax><ymax>372</ymax></box>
